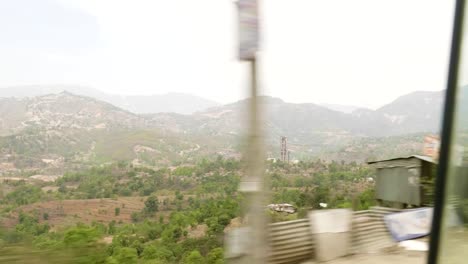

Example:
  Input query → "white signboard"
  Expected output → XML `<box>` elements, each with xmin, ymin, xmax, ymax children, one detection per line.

<box><xmin>238</xmin><ymin>0</ymin><xmax>259</xmax><ymax>60</ymax></box>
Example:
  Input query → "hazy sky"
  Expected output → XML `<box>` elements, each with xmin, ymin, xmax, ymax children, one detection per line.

<box><xmin>0</xmin><ymin>0</ymin><xmax>455</xmax><ymax>108</ymax></box>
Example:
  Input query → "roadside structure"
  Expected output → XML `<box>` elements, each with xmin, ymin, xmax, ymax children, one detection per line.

<box><xmin>368</xmin><ymin>155</ymin><xmax>436</xmax><ymax>208</ymax></box>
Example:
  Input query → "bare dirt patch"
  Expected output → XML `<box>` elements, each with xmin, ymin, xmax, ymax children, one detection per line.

<box><xmin>224</xmin><ymin>217</ymin><xmax>244</xmax><ymax>233</ymax></box>
<box><xmin>187</xmin><ymin>224</ymin><xmax>208</xmax><ymax>239</ymax></box>
<box><xmin>1</xmin><ymin>194</ymin><xmax>198</xmax><ymax>230</ymax></box>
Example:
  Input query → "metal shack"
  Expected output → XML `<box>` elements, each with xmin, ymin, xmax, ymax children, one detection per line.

<box><xmin>368</xmin><ymin>155</ymin><xmax>436</xmax><ymax>208</ymax></box>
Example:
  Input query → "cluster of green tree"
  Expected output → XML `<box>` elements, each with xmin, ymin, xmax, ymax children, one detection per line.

<box><xmin>107</xmin><ymin>196</ymin><xmax>237</xmax><ymax>263</ymax></box>
<box><xmin>269</xmin><ymin>160</ymin><xmax>376</xmax><ymax>213</ymax></box>
<box><xmin>0</xmin><ymin>158</ymin><xmax>244</xmax><ymax>263</ymax></box>
<box><xmin>2</xmin><ymin>183</ymin><xmax>43</xmax><ymax>207</ymax></box>
<box><xmin>0</xmin><ymin>193</ymin><xmax>237</xmax><ymax>263</ymax></box>
<box><xmin>53</xmin><ymin>158</ymin><xmax>241</xmax><ymax>200</ymax></box>
<box><xmin>0</xmin><ymin>157</ymin><xmax>377</xmax><ymax>263</ymax></box>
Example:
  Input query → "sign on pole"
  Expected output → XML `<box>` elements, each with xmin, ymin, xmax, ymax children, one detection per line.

<box><xmin>238</xmin><ymin>0</ymin><xmax>259</xmax><ymax>61</ymax></box>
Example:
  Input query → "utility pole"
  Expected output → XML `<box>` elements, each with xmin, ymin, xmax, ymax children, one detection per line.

<box><xmin>228</xmin><ymin>1</ymin><xmax>268</xmax><ymax>264</ymax></box>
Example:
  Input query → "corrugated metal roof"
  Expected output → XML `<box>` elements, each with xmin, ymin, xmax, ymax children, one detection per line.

<box><xmin>367</xmin><ymin>155</ymin><xmax>435</xmax><ymax>164</ymax></box>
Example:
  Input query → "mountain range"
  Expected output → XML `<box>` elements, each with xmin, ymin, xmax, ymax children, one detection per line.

<box><xmin>0</xmin><ymin>85</ymin><xmax>220</xmax><ymax>115</ymax></box>
<box><xmin>319</xmin><ymin>103</ymin><xmax>361</xmax><ymax>114</ymax></box>
<box><xmin>0</xmin><ymin>88</ymin><xmax>446</xmax><ymax>174</ymax></box>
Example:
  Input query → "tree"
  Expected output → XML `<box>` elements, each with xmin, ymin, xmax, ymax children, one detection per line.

<box><xmin>62</xmin><ymin>226</ymin><xmax>107</xmax><ymax>263</ymax></box>
<box><xmin>131</xmin><ymin>212</ymin><xmax>140</xmax><ymax>223</ymax></box>
<box><xmin>161</xmin><ymin>226</ymin><xmax>183</xmax><ymax>243</ymax></box>
<box><xmin>108</xmin><ymin>221</ymin><xmax>116</xmax><ymax>235</ymax></box>
<box><xmin>63</xmin><ymin>226</ymin><xmax>100</xmax><ymax>247</ymax></box>
<box><xmin>16</xmin><ymin>213</ymin><xmax>49</xmax><ymax>236</ymax></box>
<box><xmin>206</xmin><ymin>247</ymin><xmax>224</xmax><ymax>264</ymax></box>
<box><xmin>142</xmin><ymin>244</ymin><xmax>174</xmax><ymax>261</ymax></box>
<box><xmin>356</xmin><ymin>188</ymin><xmax>375</xmax><ymax>210</ymax></box>
<box><xmin>115</xmin><ymin>207</ymin><xmax>120</xmax><ymax>216</ymax></box>
<box><xmin>5</xmin><ymin>185</ymin><xmax>43</xmax><ymax>205</ymax></box>
<box><xmin>145</xmin><ymin>196</ymin><xmax>159</xmax><ymax>213</ymax></box>
<box><xmin>183</xmin><ymin>250</ymin><xmax>205</xmax><ymax>264</ymax></box>
<box><xmin>175</xmin><ymin>190</ymin><xmax>184</xmax><ymax>201</ymax></box>
<box><xmin>113</xmin><ymin>247</ymin><xmax>138</xmax><ymax>264</ymax></box>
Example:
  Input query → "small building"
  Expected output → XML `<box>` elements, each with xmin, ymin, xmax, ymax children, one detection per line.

<box><xmin>368</xmin><ymin>155</ymin><xmax>436</xmax><ymax>208</ymax></box>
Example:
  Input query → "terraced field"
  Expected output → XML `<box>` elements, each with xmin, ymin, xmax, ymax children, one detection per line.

<box><xmin>1</xmin><ymin>195</ymin><xmax>194</xmax><ymax>230</ymax></box>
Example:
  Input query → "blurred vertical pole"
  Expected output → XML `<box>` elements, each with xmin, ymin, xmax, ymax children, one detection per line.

<box><xmin>427</xmin><ymin>0</ymin><xmax>465</xmax><ymax>263</ymax></box>
<box><xmin>243</xmin><ymin>56</ymin><xmax>269</xmax><ymax>264</ymax></box>
<box><xmin>233</xmin><ymin>0</ymin><xmax>268</xmax><ymax>264</ymax></box>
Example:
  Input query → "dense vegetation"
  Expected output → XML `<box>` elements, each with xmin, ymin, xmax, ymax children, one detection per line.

<box><xmin>0</xmin><ymin>158</ymin><xmax>375</xmax><ymax>263</ymax></box>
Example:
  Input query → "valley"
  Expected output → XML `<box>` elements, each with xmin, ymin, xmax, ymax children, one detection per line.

<box><xmin>0</xmin><ymin>88</ymin><xmax>444</xmax><ymax>263</ymax></box>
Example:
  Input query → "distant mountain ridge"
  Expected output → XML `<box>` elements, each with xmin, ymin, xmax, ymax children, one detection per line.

<box><xmin>0</xmin><ymin>92</ymin><xmax>147</xmax><ymax>136</ymax></box>
<box><xmin>186</xmin><ymin>90</ymin><xmax>444</xmax><ymax>137</ymax></box>
<box><xmin>376</xmin><ymin>90</ymin><xmax>444</xmax><ymax>133</ymax></box>
<box><xmin>320</xmin><ymin>103</ymin><xmax>362</xmax><ymax>113</ymax></box>
<box><xmin>0</xmin><ymin>85</ymin><xmax>220</xmax><ymax>115</ymax></box>
<box><xmin>145</xmin><ymin>91</ymin><xmax>444</xmax><ymax>161</ymax></box>
<box><xmin>0</xmin><ymin>89</ymin><xmax>447</xmax><ymax>173</ymax></box>
<box><xmin>0</xmin><ymin>90</ymin><xmax>444</xmax><ymax>139</ymax></box>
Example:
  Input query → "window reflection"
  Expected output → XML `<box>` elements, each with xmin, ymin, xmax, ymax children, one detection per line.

<box><xmin>438</xmin><ymin>4</ymin><xmax>468</xmax><ymax>262</ymax></box>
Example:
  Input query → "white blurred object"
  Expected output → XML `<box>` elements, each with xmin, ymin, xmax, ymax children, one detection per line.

<box><xmin>384</xmin><ymin>208</ymin><xmax>433</xmax><ymax>241</ymax></box>
<box><xmin>398</xmin><ymin>240</ymin><xmax>428</xmax><ymax>251</ymax></box>
<box><xmin>225</xmin><ymin>227</ymin><xmax>251</xmax><ymax>258</ymax></box>
<box><xmin>319</xmin><ymin>203</ymin><xmax>328</xmax><ymax>208</ymax></box>
<box><xmin>308</xmin><ymin>209</ymin><xmax>352</xmax><ymax>262</ymax></box>
<box><xmin>267</xmin><ymin>203</ymin><xmax>296</xmax><ymax>214</ymax></box>
<box><xmin>239</xmin><ymin>181</ymin><xmax>261</xmax><ymax>192</ymax></box>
